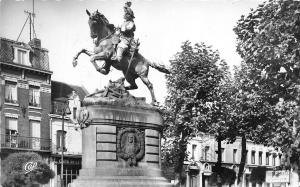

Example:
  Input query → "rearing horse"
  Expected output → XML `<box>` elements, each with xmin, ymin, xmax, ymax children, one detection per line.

<box><xmin>72</xmin><ymin>9</ymin><xmax>170</xmax><ymax>104</ymax></box>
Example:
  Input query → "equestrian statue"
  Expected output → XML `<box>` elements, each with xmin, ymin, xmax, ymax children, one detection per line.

<box><xmin>72</xmin><ymin>2</ymin><xmax>170</xmax><ymax>104</ymax></box>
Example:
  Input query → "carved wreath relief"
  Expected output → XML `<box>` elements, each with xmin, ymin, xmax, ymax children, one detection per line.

<box><xmin>117</xmin><ymin>128</ymin><xmax>145</xmax><ymax>166</ymax></box>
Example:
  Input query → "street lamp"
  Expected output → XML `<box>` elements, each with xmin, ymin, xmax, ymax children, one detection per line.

<box><xmin>55</xmin><ymin>97</ymin><xmax>71</xmax><ymax>187</ymax></box>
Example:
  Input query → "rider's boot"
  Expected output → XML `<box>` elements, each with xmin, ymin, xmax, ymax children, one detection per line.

<box><xmin>96</xmin><ymin>67</ymin><xmax>109</xmax><ymax>75</ymax></box>
<box><xmin>111</xmin><ymin>47</ymin><xmax>125</xmax><ymax>62</ymax></box>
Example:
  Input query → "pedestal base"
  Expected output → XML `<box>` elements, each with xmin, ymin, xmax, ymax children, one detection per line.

<box><xmin>71</xmin><ymin>166</ymin><xmax>173</xmax><ymax>186</ymax></box>
<box><xmin>70</xmin><ymin>103</ymin><xmax>173</xmax><ymax>187</ymax></box>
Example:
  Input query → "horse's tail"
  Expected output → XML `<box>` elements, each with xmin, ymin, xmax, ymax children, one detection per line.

<box><xmin>148</xmin><ymin>61</ymin><xmax>170</xmax><ymax>74</ymax></box>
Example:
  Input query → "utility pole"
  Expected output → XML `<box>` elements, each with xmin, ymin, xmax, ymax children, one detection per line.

<box><xmin>61</xmin><ymin>110</ymin><xmax>65</xmax><ymax>187</ymax></box>
<box><xmin>24</xmin><ymin>10</ymin><xmax>35</xmax><ymax>41</ymax></box>
<box><xmin>55</xmin><ymin>97</ymin><xmax>71</xmax><ymax>187</ymax></box>
<box><xmin>17</xmin><ymin>0</ymin><xmax>36</xmax><ymax>41</ymax></box>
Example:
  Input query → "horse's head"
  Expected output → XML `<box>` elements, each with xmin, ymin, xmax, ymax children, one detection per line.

<box><xmin>86</xmin><ymin>9</ymin><xmax>114</xmax><ymax>39</ymax></box>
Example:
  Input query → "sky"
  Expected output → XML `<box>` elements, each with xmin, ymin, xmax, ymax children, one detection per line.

<box><xmin>0</xmin><ymin>0</ymin><xmax>263</xmax><ymax>104</ymax></box>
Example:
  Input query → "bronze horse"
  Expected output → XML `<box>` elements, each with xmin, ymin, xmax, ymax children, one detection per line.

<box><xmin>72</xmin><ymin>10</ymin><xmax>170</xmax><ymax>104</ymax></box>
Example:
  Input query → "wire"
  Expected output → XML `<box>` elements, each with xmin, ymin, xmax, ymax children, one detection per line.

<box><xmin>17</xmin><ymin>14</ymin><xmax>30</xmax><ymax>42</ymax></box>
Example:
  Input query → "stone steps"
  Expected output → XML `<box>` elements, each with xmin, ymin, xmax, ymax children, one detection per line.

<box><xmin>70</xmin><ymin>176</ymin><xmax>174</xmax><ymax>187</ymax></box>
<box><xmin>79</xmin><ymin>167</ymin><xmax>163</xmax><ymax>177</ymax></box>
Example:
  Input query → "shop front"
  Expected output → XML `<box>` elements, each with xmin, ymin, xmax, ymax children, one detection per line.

<box><xmin>265</xmin><ymin>170</ymin><xmax>289</xmax><ymax>187</ymax></box>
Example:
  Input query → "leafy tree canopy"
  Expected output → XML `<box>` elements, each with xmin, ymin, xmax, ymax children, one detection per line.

<box><xmin>233</xmin><ymin>0</ymin><xmax>300</xmax><ymax>174</ymax></box>
<box><xmin>234</xmin><ymin>0</ymin><xmax>300</xmax><ymax>104</ymax></box>
<box><xmin>1</xmin><ymin>152</ymin><xmax>55</xmax><ymax>187</ymax></box>
<box><xmin>163</xmin><ymin>40</ymin><xmax>230</xmax><ymax>183</ymax></box>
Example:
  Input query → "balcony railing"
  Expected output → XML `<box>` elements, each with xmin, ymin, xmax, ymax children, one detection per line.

<box><xmin>0</xmin><ymin>134</ymin><xmax>51</xmax><ymax>151</ymax></box>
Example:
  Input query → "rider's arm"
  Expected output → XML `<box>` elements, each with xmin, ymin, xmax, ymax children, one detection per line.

<box><xmin>121</xmin><ymin>21</ymin><xmax>135</xmax><ymax>32</ymax></box>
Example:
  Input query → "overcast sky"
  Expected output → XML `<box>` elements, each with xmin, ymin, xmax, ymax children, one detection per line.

<box><xmin>0</xmin><ymin>0</ymin><xmax>263</xmax><ymax>103</ymax></box>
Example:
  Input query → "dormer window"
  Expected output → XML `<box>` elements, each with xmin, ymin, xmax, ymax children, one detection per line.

<box><xmin>13</xmin><ymin>45</ymin><xmax>31</xmax><ymax>66</ymax></box>
<box><xmin>17</xmin><ymin>49</ymin><xmax>26</xmax><ymax>64</ymax></box>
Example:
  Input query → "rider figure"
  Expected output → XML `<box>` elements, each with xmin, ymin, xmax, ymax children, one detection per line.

<box><xmin>112</xmin><ymin>2</ymin><xmax>136</xmax><ymax>62</ymax></box>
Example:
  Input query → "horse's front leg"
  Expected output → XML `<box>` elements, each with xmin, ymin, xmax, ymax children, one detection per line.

<box><xmin>73</xmin><ymin>49</ymin><xmax>94</xmax><ymax>67</ymax></box>
<box><xmin>90</xmin><ymin>51</ymin><xmax>111</xmax><ymax>75</ymax></box>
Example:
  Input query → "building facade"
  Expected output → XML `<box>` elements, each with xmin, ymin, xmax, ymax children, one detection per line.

<box><xmin>185</xmin><ymin>134</ymin><xmax>283</xmax><ymax>187</ymax></box>
<box><xmin>0</xmin><ymin>37</ymin><xmax>52</xmax><ymax>182</ymax></box>
<box><xmin>49</xmin><ymin>81</ymin><xmax>88</xmax><ymax>187</ymax></box>
<box><xmin>0</xmin><ymin>37</ymin><xmax>88</xmax><ymax>187</ymax></box>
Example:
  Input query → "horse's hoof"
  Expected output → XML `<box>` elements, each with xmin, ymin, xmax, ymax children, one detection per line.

<box><xmin>151</xmin><ymin>101</ymin><xmax>159</xmax><ymax>106</ymax></box>
<box><xmin>72</xmin><ymin>59</ymin><xmax>78</xmax><ymax>67</ymax></box>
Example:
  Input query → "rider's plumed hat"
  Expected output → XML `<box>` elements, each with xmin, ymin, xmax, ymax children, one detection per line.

<box><xmin>124</xmin><ymin>2</ymin><xmax>135</xmax><ymax>19</ymax></box>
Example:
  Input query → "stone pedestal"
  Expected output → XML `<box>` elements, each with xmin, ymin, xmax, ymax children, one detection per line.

<box><xmin>70</xmin><ymin>102</ymin><xmax>173</xmax><ymax>187</ymax></box>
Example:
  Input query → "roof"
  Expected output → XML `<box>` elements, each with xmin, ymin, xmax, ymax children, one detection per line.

<box><xmin>51</xmin><ymin>80</ymin><xmax>89</xmax><ymax>101</ymax></box>
<box><xmin>0</xmin><ymin>37</ymin><xmax>50</xmax><ymax>71</ymax></box>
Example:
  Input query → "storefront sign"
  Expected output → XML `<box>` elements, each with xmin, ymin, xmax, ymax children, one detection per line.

<box><xmin>266</xmin><ymin>170</ymin><xmax>290</xmax><ymax>183</ymax></box>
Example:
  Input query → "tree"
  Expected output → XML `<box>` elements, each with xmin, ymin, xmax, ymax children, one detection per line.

<box><xmin>1</xmin><ymin>152</ymin><xmax>55</xmax><ymax>187</ymax></box>
<box><xmin>206</xmin><ymin>60</ymin><xmax>235</xmax><ymax>187</ymax></box>
<box><xmin>229</xmin><ymin>62</ymin><xmax>276</xmax><ymax>183</ymax></box>
<box><xmin>233</xmin><ymin>0</ymin><xmax>300</xmax><ymax>181</ymax></box>
<box><xmin>163</xmin><ymin>41</ymin><xmax>226</xmax><ymax>185</ymax></box>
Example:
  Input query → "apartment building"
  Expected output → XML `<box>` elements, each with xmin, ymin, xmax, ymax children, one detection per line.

<box><xmin>0</xmin><ymin>37</ymin><xmax>52</xmax><ymax>180</ymax></box>
<box><xmin>186</xmin><ymin>134</ymin><xmax>283</xmax><ymax>187</ymax></box>
<box><xmin>0</xmin><ymin>37</ymin><xmax>88</xmax><ymax>187</ymax></box>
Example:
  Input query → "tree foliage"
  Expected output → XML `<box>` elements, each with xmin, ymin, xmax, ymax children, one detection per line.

<box><xmin>228</xmin><ymin>62</ymin><xmax>275</xmax><ymax>183</ymax></box>
<box><xmin>233</xmin><ymin>0</ymin><xmax>300</xmax><ymax>175</ymax></box>
<box><xmin>230</xmin><ymin>62</ymin><xmax>276</xmax><ymax>142</ymax></box>
<box><xmin>250</xmin><ymin>166</ymin><xmax>267</xmax><ymax>184</ymax></box>
<box><xmin>1</xmin><ymin>152</ymin><xmax>55</xmax><ymax>187</ymax></box>
<box><xmin>163</xmin><ymin>41</ymin><xmax>229</xmax><ymax>183</ymax></box>
<box><xmin>234</xmin><ymin>0</ymin><xmax>300</xmax><ymax>103</ymax></box>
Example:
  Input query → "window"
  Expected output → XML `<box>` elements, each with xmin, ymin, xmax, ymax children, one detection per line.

<box><xmin>5</xmin><ymin>118</ymin><xmax>18</xmax><ymax>147</ymax></box>
<box><xmin>192</xmin><ymin>144</ymin><xmax>197</xmax><ymax>160</ymax></box>
<box><xmin>73</xmin><ymin>107</ymin><xmax>77</xmax><ymax>119</ymax></box>
<box><xmin>221</xmin><ymin>148</ymin><xmax>225</xmax><ymax>162</ymax></box>
<box><xmin>5</xmin><ymin>81</ymin><xmax>17</xmax><ymax>103</ymax></box>
<box><xmin>30</xmin><ymin>121</ymin><xmax>40</xmax><ymax>150</ymax></box>
<box><xmin>272</xmin><ymin>154</ymin><xmax>276</xmax><ymax>166</ymax></box>
<box><xmin>29</xmin><ymin>86</ymin><xmax>40</xmax><ymax>107</ymax></box>
<box><xmin>17</xmin><ymin>49</ymin><xmax>26</xmax><ymax>65</ymax></box>
<box><xmin>251</xmin><ymin>151</ymin><xmax>256</xmax><ymax>164</ymax></box>
<box><xmin>266</xmin><ymin>152</ymin><xmax>270</xmax><ymax>165</ymax></box>
<box><xmin>204</xmin><ymin>146</ymin><xmax>209</xmax><ymax>161</ymax></box>
<box><xmin>279</xmin><ymin>154</ymin><xmax>282</xmax><ymax>165</ymax></box>
<box><xmin>246</xmin><ymin>150</ymin><xmax>248</xmax><ymax>164</ymax></box>
<box><xmin>13</xmin><ymin>46</ymin><xmax>30</xmax><ymax>66</ymax></box>
<box><xmin>259</xmin><ymin>152</ymin><xmax>262</xmax><ymax>165</ymax></box>
<box><xmin>233</xmin><ymin>149</ymin><xmax>237</xmax><ymax>164</ymax></box>
<box><xmin>56</xmin><ymin>130</ymin><xmax>66</xmax><ymax>151</ymax></box>
<box><xmin>5</xmin><ymin>118</ymin><xmax>18</xmax><ymax>135</ymax></box>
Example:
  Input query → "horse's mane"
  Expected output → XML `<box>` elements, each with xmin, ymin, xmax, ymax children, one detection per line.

<box><xmin>93</xmin><ymin>11</ymin><xmax>115</xmax><ymax>32</ymax></box>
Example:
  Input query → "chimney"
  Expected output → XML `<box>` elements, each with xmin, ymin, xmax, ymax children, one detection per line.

<box><xmin>29</xmin><ymin>38</ymin><xmax>41</xmax><ymax>48</ymax></box>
